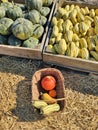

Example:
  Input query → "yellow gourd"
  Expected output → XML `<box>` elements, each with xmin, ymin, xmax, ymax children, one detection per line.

<box><xmin>56</xmin><ymin>33</ymin><xmax>62</xmax><ymax>43</ymax></box>
<box><xmin>52</xmin><ymin>25</ymin><xmax>59</xmax><ymax>37</ymax></box>
<box><xmin>40</xmin><ymin>93</ymin><xmax>57</xmax><ymax>104</ymax></box>
<box><xmin>79</xmin><ymin>38</ymin><xmax>88</xmax><ymax>48</ymax></box>
<box><xmin>32</xmin><ymin>100</ymin><xmax>48</xmax><ymax>109</ymax></box>
<box><xmin>89</xmin><ymin>9</ymin><xmax>95</xmax><ymax>18</ymax></box>
<box><xmin>73</xmin><ymin>23</ymin><xmax>80</xmax><ymax>34</ymax></box>
<box><xmin>69</xmin><ymin>9</ymin><xmax>77</xmax><ymax>24</ymax></box>
<box><xmin>52</xmin><ymin>16</ymin><xmax>58</xmax><ymax>26</ymax></box>
<box><xmin>40</xmin><ymin>103</ymin><xmax>60</xmax><ymax>115</ymax></box>
<box><xmin>77</xmin><ymin>12</ymin><xmax>84</xmax><ymax>22</ymax></box>
<box><xmin>87</xmin><ymin>36</ymin><xmax>96</xmax><ymax>51</ymax></box>
<box><xmin>66</xmin><ymin>42</ymin><xmax>79</xmax><ymax>57</ymax></box>
<box><xmin>65</xmin><ymin>30</ymin><xmax>73</xmax><ymax>42</ymax></box>
<box><xmin>72</xmin><ymin>33</ymin><xmax>79</xmax><ymax>42</ymax></box>
<box><xmin>84</xmin><ymin>6</ymin><xmax>89</xmax><ymax>15</ymax></box>
<box><xmin>63</xmin><ymin>19</ymin><xmax>73</xmax><ymax>33</ymax></box>
<box><xmin>80</xmin><ymin>8</ymin><xmax>86</xmax><ymax>15</ymax></box>
<box><xmin>57</xmin><ymin>19</ymin><xmax>64</xmax><ymax>32</ymax></box>
<box><xmin>79</xmin><ymin>48</ymin><xmax>89</xmax><ymax>59</ymax></box>
<box><xmin>79</xmin><ymin>22</ymin><xmax>89</xmax><ymax>34</ymax></box>
<box><xmin>87</xmin><ymin>27</ymin><xmax>95</xmax><ymax>36</ymax></box>
<box><xmin>90</xmin><ymin>51</ymin><xmax>98</xmax><ymax>61</ymax></box>
<box><xmin>54</xmin><ymin>39</ymin><xmax>67</xmax><ymax>55</ymax></box>
<box><xmin>49</xmin><ymin>37</ymin><xmax>55</xmax><ymax>45</ymax></box>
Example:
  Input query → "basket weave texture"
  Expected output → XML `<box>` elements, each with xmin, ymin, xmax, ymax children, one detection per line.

<box><xmin>32</xmin><ymin>68</ymin><xmax>66</xmax><ymax>111</ymax></box>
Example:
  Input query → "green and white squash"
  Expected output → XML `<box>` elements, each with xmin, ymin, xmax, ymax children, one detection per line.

<box><xmin>22</xmin><ymin>37</ymin><xmax>39</xmax><ymax>48</ymax></box>
<box><xmin>7</xmin><ymin>5</ymin><xmax>23</xmax><ymax>20</ymax></box>
<box><xmin>28</xmin><ymin>10</ymin><xmax>40</xmax><ymax>24</ymax></box>
<box><xmin>0</xmin><ymin>34</ymin><xmax>8</xmax><ymax>45</ymax></box>
<box><xmin>40</xmin><ymin>15</ymin><xmax>47</xmax><ymax>25</ymax></box>
<box><xmin>0</xmin><ymin>17</ymin><xmax>13</xmax><ymax>35</ymax></box>
<box><xmin>11</xmin><ymin>18</ymin><xmax>33</xmax><ymax>40</ymax></box>
<box><xmin>0</xmin><ymin>7</ymin><xmax>6</xmax><ymax>19</ymax></box>
<box><xmin>25</xmin><ymin>0</ymin><xmax>43</xmax><ymax>11</ymax></box>
<box><xmin>8</xmin><ymin>34</ymin><xmax>23</xmax><ymax>46</ymax></box>
<box><xmin>33</xmin><ymin>24</ymin><xmax>44</xmax><ymax>38</ymax></box>
<box><xmin>40</xmin><ymin>7</ymin><xmax>50</xmax><ymax>16</ymax></box>
<box><xmin>1</xmin><ymin>2</ymin><xmax>13</xmax><ymax>12</ymax></box>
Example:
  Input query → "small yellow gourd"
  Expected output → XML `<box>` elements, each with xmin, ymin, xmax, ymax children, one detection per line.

<box><xmin>32</xmin><ymin>100</ymin><xmax>48</xmax><ymax>109</ymax></box>
<box><xmin>87</xmin><ymin>36</ymin><xmax>96</xmax><ymax>51</ymax></box>
<box><xmin>52</xmin><ymin>25</ymin><xmax>59</xmax><ymax>37</ymax></box>
<box><xmin>57</xmin><ymin>19</ymin><xmax>64</xmax><ymax>32</ymax></box>
<box><xmin>69</xmin><ymin>9</ymin><xmax>77</xmax><ymax>24</ymax></box>
<box><xmin>79</xmin><ymin>38</ymin><xmax>88</xmax><ymax>48</ymax></box>
<box><xmin>89</xmin><ymin>9</ymin><xmax>95</xmax><ymax>18</ymax></box>
<box><xmin>40</xmin><ymin>93</ymin><xmax>57</xmax><ymax>104</ymax></box>
<box><xmin>63</xmin><ymin>19</ymin><xmax>73</xmax><ymax>33</ymax></box>
<box><xmin>65</xmin><ymin>30</ymin><xmax>73</xmax><ymax>42</ymax></box>
<box><xmin>72</xmin><ymin>33</ymin><xmax>79</xmax><ymax>42</ymax></box>
<box><xmin>90</xmin><ymin>51</ymin><xmax>98</xmax><ymax>61</ymax></box>
<box><xmin>56</xmin><ymin>33</ymin><xmax>62</xmax><ymax>43</ymax></box>
<box><xmin>79</xmin><ymin>48</ymin><xmax>89</xmax><ymax>59</ymax></box>
<box><xmin>52</xmin><ymin>16</ymin><xmax>58</xmax><ymax>26</ymax></box>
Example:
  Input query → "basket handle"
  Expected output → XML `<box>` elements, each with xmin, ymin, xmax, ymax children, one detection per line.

<box><xmin>33</xmin><ymin>97</ymin><xmax>66</xmax><ymax>102</ymax></box>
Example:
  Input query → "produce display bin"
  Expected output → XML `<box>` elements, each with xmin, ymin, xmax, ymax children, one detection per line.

<box><xmin>0</xmin><ymin>0</ymin><xmax>56</xmax><ymax>59</ymax></box>
<box><xmin>43</xmin><ymin>0</ymin><xmax>98</xmax><ymax>74</ymax></box>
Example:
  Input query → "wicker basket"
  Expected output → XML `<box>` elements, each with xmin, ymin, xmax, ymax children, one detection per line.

<box><xmin>32</xmin><ymin>68</ymin><xmax>66</xmax><ymax>112</ymax></box>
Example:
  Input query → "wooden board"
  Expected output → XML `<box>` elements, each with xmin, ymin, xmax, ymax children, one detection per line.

<box><xmin>43</xmin><ymin>0</ymin><xmax>98</xmax><ymax>74</ymax></box>
<box><xmin>0</xmin><ymin>0</ymin><xmax>56</xmax><ymax>59</ymax></box>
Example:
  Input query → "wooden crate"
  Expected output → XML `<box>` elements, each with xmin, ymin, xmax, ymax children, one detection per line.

<box><xmin>0</xmin><ymin>0</ymin><xmax>56</xmax><ymax>59</ymax></box>
<box><xmin>43</xmin><ymin>0</ymin><xmax>98</xmax><ymax>74</ymax></box>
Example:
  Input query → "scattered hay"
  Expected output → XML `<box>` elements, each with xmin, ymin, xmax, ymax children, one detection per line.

<box><xmin>0</xmin><ymin>56</ymin><xmax>98</xmax><ymax>130</ymax></box>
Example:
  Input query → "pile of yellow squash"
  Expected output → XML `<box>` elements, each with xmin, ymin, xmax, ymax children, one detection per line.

<box><xmin>48</xmin><ymin>4</ymin><xmax>98</xmax><ymax>61</ymax></box>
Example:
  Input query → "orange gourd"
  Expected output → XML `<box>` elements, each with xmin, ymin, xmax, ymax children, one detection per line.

<box><xmin>49</xmin><ymin>89</ymin><xmax>57</xmax><ymax>98</ymax></box>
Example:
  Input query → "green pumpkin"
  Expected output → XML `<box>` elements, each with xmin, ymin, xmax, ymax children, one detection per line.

<box><xmin>33</xmin><ymin>24</ymin><xmax>44</xmax><ymax>38</ymax></box>
<box><xmin>40</xmin><ymin>7</ymin><xmax>50</xmax><ymax>16</ymax></box>
<box><xmin>28</xmin><ymin>10</ymin><xmax>40</xmax><ymax>24</ymax></box>
<box><xmin>42</xmin><ymin>0</ymin><xmax>53</xmax><ymax>6</ymax></box>
<box><xmin>7</xmin><ymin>5</ymin><xmax>23</xmax><ymax>20</ymax></box>
<box><xmin>39</xmin><ymin>15</ymin><xmax>47</xmax><ymax>25</ymax></box>
<box><xmin>0</xmin><ymin>17</ymin><xmax>13</xmax><ymax>35</ymax></box>
<box><xmin>8</xmin><ymin>34</ymin><xmax>23</xmax><ymax>46</ymax></box>
<box><xmin>11</xmin><ymin>18</ymin><xmax>33</xmax><ymax>40</ymax></box>
<box><xmin>22</xmin><ymin>37</ymin><xmax>39</xmax><ymax>48</ymax></box>
<box><xmin>25</xmin><ymin>0</ymin><xmax>43</xmax><ymax>11</ymax></box>
<box><xmin>1</xmin><ymin>2</ymin><xmax>13</xmax><ymax>12</ymax></box>
<box><xmin>0</xmin><ymin>34</ymin><xmax>8</xmax><ymax>45</ymax></box>
<box><xmin>0</xmin><ymin>7</ymin><xmax>6</xmax><ymax>19</ymax></box>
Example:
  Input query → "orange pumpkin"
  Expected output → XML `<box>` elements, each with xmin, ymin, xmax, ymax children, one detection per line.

<box><xmin>49</xmin><ymin>89</ymin><xmax>57</xmax><ymax>98</ymax></box>
<box><xmin>41</xmin><ymin>75</ymin><xmax>56</xmax><ymax>91</ymax></box>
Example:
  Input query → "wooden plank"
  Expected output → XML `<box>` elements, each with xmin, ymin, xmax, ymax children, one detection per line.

<box><xmin>43</xmin><ymin>0</ymin><xmax>98</xmax><ymax>74</ymax></box>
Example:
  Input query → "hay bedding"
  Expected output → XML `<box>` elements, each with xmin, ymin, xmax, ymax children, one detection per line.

<box><xmin>0</xmin><ymin>56</ymin><xmax>98</xmax><ymax>130</ymax></box>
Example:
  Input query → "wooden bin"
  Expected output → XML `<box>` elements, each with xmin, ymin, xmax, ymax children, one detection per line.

<box><xmin>0</xmin><ymin>0</ymin><xmax>56</xmax><ymax>59</ymax></box>
<box><xmin>43</xmin><ymin>0</ymin><xmax>98</xmax><ymax>74</ymax></box>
